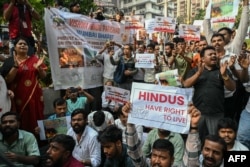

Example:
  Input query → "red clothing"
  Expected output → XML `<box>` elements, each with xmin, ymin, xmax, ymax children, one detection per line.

<box><xmin>3</xmin><ymin>3</ymin><xmax>32</xmax><ymax>39</ymax></box>
<box><xmin>11</xmin><ymin>56</ymin><xmax>46</xmax><ymax>133</ymax></box>
<box><xmin>63</xmin><ymin>156</ymin><xmax>84</xmax><ymax>167</ymax></box>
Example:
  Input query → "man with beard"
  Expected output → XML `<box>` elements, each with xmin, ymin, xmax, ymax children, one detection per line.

<box><xmin>183</xmin><ymin>46</ymin><xmax>235</xmax><ymax>141</ymax></box>
<box><xmin>203</xmin><ymin>0</ymin><xmax>249</xmax><ymax>55</ymax></box>
<box><xmin>0</xmin><ymin>112</ymin><xmax>40</xmax><ymax>167</ymax></box>
<box><xmin>142</xmin><ymin>128</ymin><xmax>184</xmax><ymax>166</ymax></box>
<box><xmin>67</xmin><ymin>108</ymin><xmax>101</xmax><ymax>167</ymax></box>
<box><xmin>45</xmin><ymin>134</ymin><xmax>83</xmax><ymax>167</ymax></box>
<box><xmin>159</xmin><ymin>42</ymin><xmax>176</xmax><ymax>72</ymax></box>
<box><xmin>97</xmin><ymin>125</ymin><xmax>135</xmax><ymax>167</ymax></box>
<box><xmin>217</xmin><ymin>118</ymin><xmax>248</xmax><ymax>151</ymax></box>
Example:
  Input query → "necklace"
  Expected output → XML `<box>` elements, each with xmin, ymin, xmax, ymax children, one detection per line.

<box><xmin>16</xmin><ymin>55</ymin><xmax>28</xmax><ymax>64</ymax></box>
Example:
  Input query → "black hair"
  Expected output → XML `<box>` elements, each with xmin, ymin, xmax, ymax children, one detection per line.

<box><xmin>147</xmin><ymin>43</ymin><xmax>155</xmax><ymax>50</ymax></box>
<box><xmin>200</xmin><ymin>46</ymin><xmax>215</xmax><ymax>57</ymax></box>
<box><xmin>211</xmin><ymin>33</ymin><xmax>225</xmax><ymax>42</ymax></box>
<box><xmin>202</xmin><ymin>135</ymin><xmax>227</xmax><ymax>156</ymax></box>
<box><xmin>71</xmin><ymin>108</ymin><xmax>88</xmax><ymax>120</ymax></box>
<box><xmin>116</xmin><ymin>106</ymin><xmax>124</xmax><ymax>118</ymax></box>
<box><xmin>69</xmin><ymin>2</ymin><xmax>79</xmax><ymax>12</ymax></box>
<box><xmin>53</xmin><ymin>98</ymin><xmax>66</xmax><ymax>108</ymax></box>
<box><xmin>93</xmin><ymin>110</ymin><xmax>105</xmax><ymax>127</ymax></box>
<box><xmin>1</xmin><ymin>112</ymin><xmax>20</xmax><ymax>122</ymax></box>
<box><xmin>124</xmin><ymin>44</ymin><xmax>133</xmax><ymax>51</ymax></box>
<box><xmin>165</xmin><ymin>42</ymin><xmax>174</xmax><ymax>49</ymax></box>
<box><xmin>217</xmin><ymin>27</ymin><xmax>233</xmax><ymax>35</ymax></box>
<box><xmin>152</xmin><ymin>139</ymin><xmax>174</xmax><ymax>157</ymax></box>
<box><xmin>97</xmin><ymin>125</ymin><xmax>122</xmax><ymax>143</ymax></box>
<box><xmin>173</xmin><ymin>37</ymin><xmax>185</xmax><ymax>44</ymax></box>
<box><xmin>50</xmin><ymin>134</ymin><xmax>75</xmax><ymax>153</ymax></box>
<box><xmin>200</xmin><ymin>35</ymin><xmax>207</xmax><ymax>41</ymax></box>
<box><xmin>13</xmin><ymin>36</ymin><xmax>29</xmax><ymax>46</ymax></box>
<box><xmin>217</xmin><ymin>118</ymin><xmax>238</xmax><ymax>132</ymax></box>
<box><xmin>117</xmin><ymin>11</ymin><xmax>124</xmax><ymax>17</ymax></box>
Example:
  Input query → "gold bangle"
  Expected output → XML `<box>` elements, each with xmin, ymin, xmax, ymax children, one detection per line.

<box><xmin>222</xmin><ymin>75</ymin><xmax>229</xmax><ymax>81</ymax></box>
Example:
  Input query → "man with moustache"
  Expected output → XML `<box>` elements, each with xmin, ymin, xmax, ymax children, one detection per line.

<box><xmin>45</xmin><ymin>134</ymin><xmax>83</xmax><ymax>167</ymax></box>
<box><xmin>3</xmin><ymin>0</ymin><xmax>40</xmax><ymax>56</ymax></box>
<box><xmin>97</xmin><ymin>125</ymin><xmax>135</xmax><ymax>167</ymax></box>
<box><xmin>183</xmin><ymin>46</ymin><xmax>235</xmax><ymax>141</ymax></box>
<box><xmin>159</xmin><ymin>42</ymin><xmax>176</xmax><ymax>72</ymax></box>
<box><xmin>67</xmin><ymin>108</ymin><xmax>101</xmax><ymax>167</ymax></box>
<box><xmin>142</xmin><ymin>128</ymin><xmax>184</xmax><ymax>166</ymax></box>
<box><xmin>0</xmin><ymin>112</ymin><xmax>40</xmax><ymax>167</ymax></box>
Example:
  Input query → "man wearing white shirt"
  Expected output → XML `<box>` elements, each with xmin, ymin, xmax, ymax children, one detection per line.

<box><xmin>95</xmin><ymin>41</ymin><xmax>123</xmax><ymax>85</ymax></box>
<box><xmin>88</xmin><ymin>110</ymin><xmax>114</xmax><ymax>132</ymax></box>
<box><xmin>67</xmin><ymin>108</ymin><xmax>101</xmax><ymax>167</ymax></box>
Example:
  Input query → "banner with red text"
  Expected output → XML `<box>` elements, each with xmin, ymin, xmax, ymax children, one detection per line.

<box><xmin>206</xmin><ymin>0</ymin><xmax>239</xmax><ymax>31</ymax></box>
<box><xmin>44</xmin><ymin>8</ymin><xmax>127</xmax><ymax>89</ymax></box>
<box><xmin>128</xmin><ymin>83</ymin><xmax>194</xmax><ymax>134</ymax></box>
<box><xmin>179</xmin><ymin>24</ymin><xmax>201</xmax><ymax>41</ymax></box>
<box><xmin>135</xmin><ymin>53</ymin><xmax>155</xmax><ymax>68</ymax></box>
<box><xmin>105</xmin><ymin>86</ymin><xmax>130</xmax><ymax>104</ymax></box>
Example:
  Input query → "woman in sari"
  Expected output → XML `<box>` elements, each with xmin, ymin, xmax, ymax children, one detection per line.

<box><xmin>0</xmin><ymin>36</ymin><xmax>46</xmax><ymax>134</ymax></box>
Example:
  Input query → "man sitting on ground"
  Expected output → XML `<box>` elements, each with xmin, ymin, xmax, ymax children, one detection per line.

<box><xmin>217</xmin><ymin>118</ymin><xmax>248</xmax><ymax>151</ymax></box>
<box><xmin>45</xmin><ymin>134</ymin><xmax>83</xmax><ymax>167</ymax></box>
<box><xmin>0</xmin><ymin>112</ymin><xmax>40</xmax><ymax>167</ymax></box>
<box><xmin>97</xmin><ymin>125</ymin><xmax>135</xmax><ymax>167</ymax></box>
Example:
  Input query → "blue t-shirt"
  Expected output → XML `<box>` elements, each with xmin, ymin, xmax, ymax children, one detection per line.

<box><xmin>48</xmin><ymin>111</ymin><xmax>71</xmax><ymax>120</ymax></box>
<box><xmin>66</xmin><ymin>97</ymin><xmax>87</xmax><ymax>113</ymax></box>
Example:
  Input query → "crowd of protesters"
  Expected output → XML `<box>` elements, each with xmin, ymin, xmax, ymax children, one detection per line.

<box><xmin>0</xmin><ymin>0</ymin><xmax>250</xmax><ymax>166</ymax></box>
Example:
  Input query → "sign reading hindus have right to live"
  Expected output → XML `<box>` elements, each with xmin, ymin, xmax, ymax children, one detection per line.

<box><xmin>128</xmin><ymin>83</ymin><xmax>194</xmax><ymax>134</ymax></box>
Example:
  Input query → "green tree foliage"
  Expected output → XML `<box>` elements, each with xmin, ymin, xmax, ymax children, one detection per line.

<box><xmin>0</xmin><ymin>0</ymin><xmax>95</xmax><ymax>37</ymax></box>
<box><xmin>194</xmin><ymin>9</ymin><xmax>205</xmax><ymax>21</ymax></box>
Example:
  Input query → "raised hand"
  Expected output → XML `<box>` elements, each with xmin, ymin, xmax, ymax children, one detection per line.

<box><xmin>188</xmin><ymin>104</ymin><xmax>201</xmax><ymax>128</ymax></box>
<box><xmin>33</xmin><ymin>55</ymin><xmax>45</xmax><ymax>69</ymax></box>
<box><xmin>197</xmin><ymin>60</ymin><xmax>205</xmax><ymax>75</ymax></box>
<box><xmin>228</xmin><ymin>56</ymin><xmax>236</xmax><ymax>69</ymax></box>
<box><xmin>220</xmin><ymin>60</ymin><xmax>228</xmax><ymax>76</ymax></box>
<box><xmin>238</xmin><ymin>54</ymin><xmax>250</xmax><ymax>70</ymax></box>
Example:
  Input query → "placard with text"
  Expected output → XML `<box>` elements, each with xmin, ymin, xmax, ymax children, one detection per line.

<box><xmin>128</xmin><ymin>83</ymin><xmax>194</xmax><ymax>134</ymax></box>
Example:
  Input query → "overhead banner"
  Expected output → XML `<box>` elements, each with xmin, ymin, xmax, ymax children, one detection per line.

<box><xmin>206</xmin><ymin>0</ymin><xmax>239</xmax><ymax>30</ymax></box>
<box><xmin>128</xmin><ymin>83</ymin><xmax>194</xmax><ymax>134</ymax></box>
<box><xmin>44</xmin><ymin>8</ymin><xmax>127</xmax><ymax>90</ymax></box>
<box><xmin>179</xmin><ymin>24</ymin><xmax>201</xmax><ymax>41</ymax></box>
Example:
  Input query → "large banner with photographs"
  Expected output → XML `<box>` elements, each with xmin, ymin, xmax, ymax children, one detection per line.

<box><xmin>206</xmin><ymin>0</ymin><xmax>240</xmax><ymax>30</ymax></box>
<box><xmin>44</xmin><ymin>8</ymin><xmax>127</xmax><ymax>90</ymax></box>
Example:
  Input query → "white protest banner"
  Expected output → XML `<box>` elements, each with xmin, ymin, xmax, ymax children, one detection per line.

<box><xmin>105</xmin><ymin>86</ymin><xmax>130</xmax><ymax>104</ymax></box>
<box><xmin>145</xmin><ymin>19</ymin><xmax>156</xmax><ymax>33</ymax></box>
<box><xmin>0</xmin><ymin>75</ymin><xmax>11</xmax><ymax>119</ymax></box>
<box><xmin>135</xmin><ymin>53</ymin><xmax>155</xmax><ymax>68</ymax></box>
<box><xmin>44</xmin><ymin>8</ymin><xmax>126</xmax><ymax>90</ymax></box>
<box><xmin>179</xmin><ymin>24</ymin><xmax>201</xmax><ymax>41</ymax></box>
<box><xmin>128</xmin><ymin>83</ymin><xmax>194</xmax><ymax>134</ymax></box>
<box><xmin>206</xmin><ymin>0</ymin><xmax>239</xmax><ymax>31</ymax></box>
<box><xmin>154</xmin><ymin>16</ymin><xmax>176</xmax><ymax>33</ymax></box>
<box><xmin>124</xmin><ymin>15</ymin><xmax>145</xmax><ymax>30</ymax></box>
